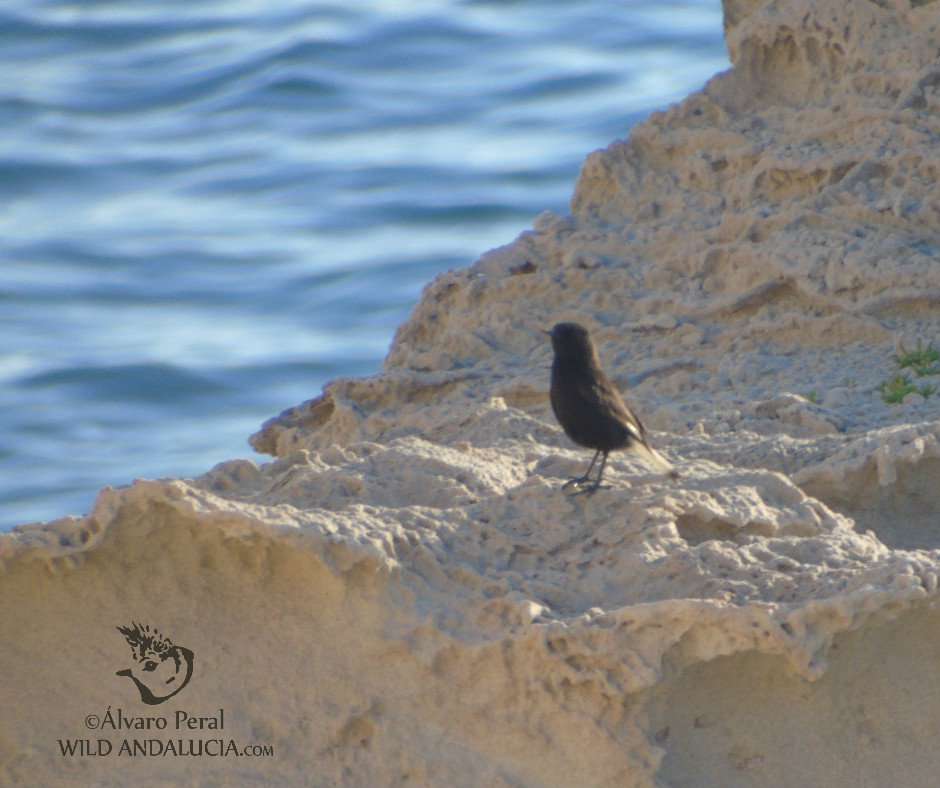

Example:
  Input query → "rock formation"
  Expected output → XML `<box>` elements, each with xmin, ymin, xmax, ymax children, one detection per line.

<box><xmin>2</xmin><ymin>0</ymin><xmax>938</xmax><ymax>785</ymax></box>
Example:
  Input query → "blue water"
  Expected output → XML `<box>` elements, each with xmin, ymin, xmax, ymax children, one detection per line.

<box><xmin>0</xmin><ymin>0</ymin><xmax>729</xmax><ymax>529</ymax></box>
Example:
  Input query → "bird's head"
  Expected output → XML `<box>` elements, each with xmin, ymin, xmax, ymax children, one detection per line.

<box><xmin>544</xmin><ymin>322</ymin><xmax>596</xmax><ymax>361</ymax></box>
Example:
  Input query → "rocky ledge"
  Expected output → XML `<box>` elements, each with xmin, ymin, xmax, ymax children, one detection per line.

<box><xmin>2</xmin><ymin>0</ymin><xmax>938</xmax><ymax>786</ymax></box>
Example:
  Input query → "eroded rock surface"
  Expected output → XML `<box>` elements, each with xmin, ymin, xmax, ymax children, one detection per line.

<box><xmin>2</xmin><ymin>0</ymin><xmax>938</xmax><ymax>786</ymax></box>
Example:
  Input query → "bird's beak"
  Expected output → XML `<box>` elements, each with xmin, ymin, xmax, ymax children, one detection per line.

<box><xmin>541</xmin><ymin>328</ymin><xmax>553</xmax><ymax>337</ymax></box>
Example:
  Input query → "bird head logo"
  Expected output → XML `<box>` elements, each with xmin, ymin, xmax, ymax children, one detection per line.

<box><xmin>115</xmin><ymin>622</ymin><xmax>194</xmax><ymax>705</ymax></box>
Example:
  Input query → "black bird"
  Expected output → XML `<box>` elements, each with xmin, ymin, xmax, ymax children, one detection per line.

<box><xmin>546</xmin><ymin>322</ymin><xmax>678</xmax><ymax>491</ymax></box>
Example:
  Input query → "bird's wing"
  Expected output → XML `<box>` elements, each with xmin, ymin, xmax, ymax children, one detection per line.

<box><xmin>575</xmin><ymin>372</ymin><xmax>646</xmax><ymax>441</ymax></box>
<box><xmin>576</xmin><ymin>371</ymin><xmax>677</xmax><ymax>476</ymax></box>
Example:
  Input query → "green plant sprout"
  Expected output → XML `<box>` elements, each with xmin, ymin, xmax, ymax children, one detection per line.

<box><xmin>894</xmin><ymin>340</ymin><xmax>940</xmax><ymax>377</ymax></box>
<box><xmin>879</xmin><ymin>373</ymin><xmax>917</xmax><ymax>404</ymax></box>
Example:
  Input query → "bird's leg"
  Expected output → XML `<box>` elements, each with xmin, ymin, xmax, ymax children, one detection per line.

<box><xmin>562</xmin><ymin>449</ymin><xmax>600</xmax><ymax>489</ymax></box>
<box><xmin>567</xmin><ymin>451</ymin><xmax>612</xmax><ymax>496</ymax></box>
<box><xmin>587</xmin><ymin>450</ymin><xmax>610</xmax><ymax>491</ymax></box>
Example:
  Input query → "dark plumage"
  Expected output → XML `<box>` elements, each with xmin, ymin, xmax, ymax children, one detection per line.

<box><xmin>546</xmin><ymin>322</ymin><xmax>678</xmax><ymax>491</ymax></box>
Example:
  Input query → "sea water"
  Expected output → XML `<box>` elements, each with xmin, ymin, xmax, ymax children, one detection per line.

<box><xmin>0</xmin><ymin>0</ymin><xmax>729</xmax><ymax>529</ymax></box>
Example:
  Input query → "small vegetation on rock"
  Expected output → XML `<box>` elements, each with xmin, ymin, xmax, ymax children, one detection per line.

<box><xmin>879</xmin><ymin>342</ymin><xmax>939</xmax><ymax>403</ymax></box>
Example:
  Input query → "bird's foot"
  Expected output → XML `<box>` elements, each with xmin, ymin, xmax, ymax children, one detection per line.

<box><xmin>561</xmin><ymin>474</ymin><xmax>593</xmax><ymax>490</ymax></box>
<box><xmin>562</xmin><ymin>478</ymin><xmax>610</xmax><ymax>495</ymax></box>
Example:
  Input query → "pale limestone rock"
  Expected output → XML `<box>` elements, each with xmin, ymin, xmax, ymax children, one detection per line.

<box><xmin>2</xmin><ymin>0</ymin><xmax>939</xmax><ymax>786</ymax></box>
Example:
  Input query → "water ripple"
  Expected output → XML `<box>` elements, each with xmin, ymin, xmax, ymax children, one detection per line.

<box><xmin>0</xmin><ymin>0</ymin><xmax>728</xmax><ymax>528</ymax></box>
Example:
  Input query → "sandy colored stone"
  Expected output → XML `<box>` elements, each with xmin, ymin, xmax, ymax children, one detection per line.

<box><xmin>2</xmin><ymin>0</ymin><xmax>939</xmax><ymax>786</ymax></box>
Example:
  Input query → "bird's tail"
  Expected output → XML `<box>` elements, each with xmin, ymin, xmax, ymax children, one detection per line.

<box><xmin>633</xmin><ymin>439</ymin><xmax>680</xmax><ymax>480</ymax></box>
